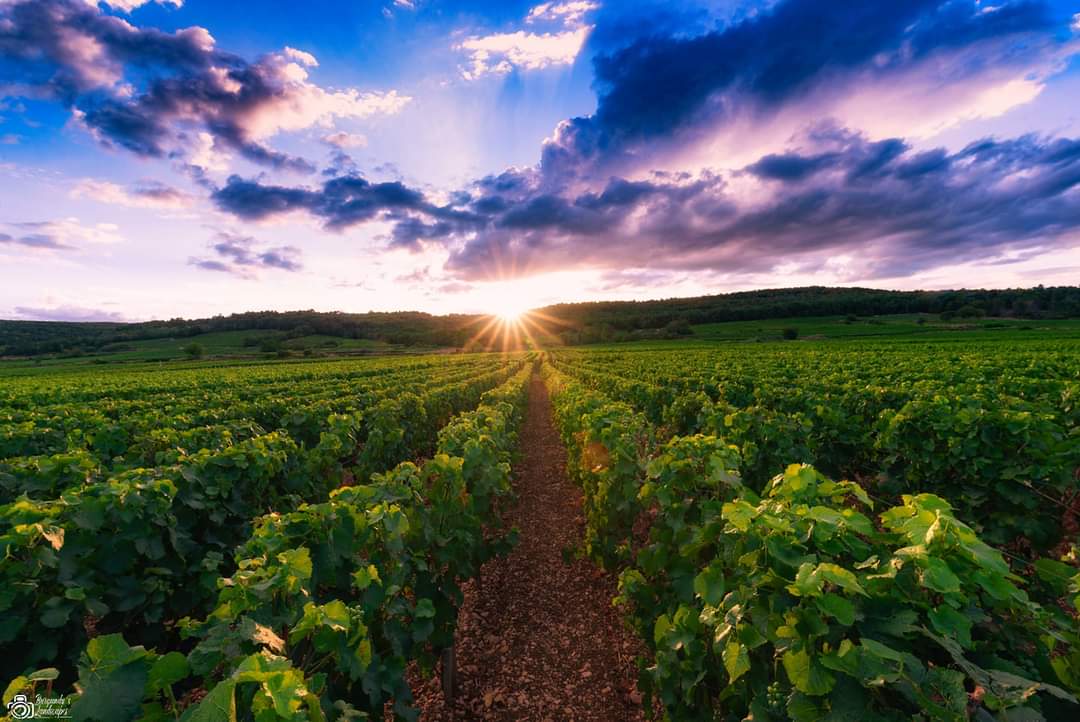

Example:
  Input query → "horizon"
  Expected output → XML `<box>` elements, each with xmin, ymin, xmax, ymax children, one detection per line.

<box><xmin>3</xmin><ymin>283</ymin><xmax>1076</xmax><ymax>325</ymax></box>
<box><xmin>2</xmin><ymin>0</ymin><xmax>1080</xmax><ymax>322</ymax></box>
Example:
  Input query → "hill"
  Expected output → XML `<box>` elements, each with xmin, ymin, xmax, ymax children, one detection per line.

<box><xmin>2</xmin><ymin>285</ymin><xmax>1079</xmax><ymax>358</ymax></box>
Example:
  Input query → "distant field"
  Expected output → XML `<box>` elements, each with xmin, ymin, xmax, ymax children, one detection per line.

<box><xmin>688</xmin><ymin>313</ymin><xmax>1080</xmax><ymax>342</ymax></box>
<box><xmin>97</xmin><ymin>330</ymin><xmax>391</xmax><ymax>359</ymax></box>
<box><xmin>6</xmin><ymin>314</ymin><xmax>1080</xmax><ymax>372</ymax></box>
<box><xmin>0</xmin><ymin>329</ymin><xmax>401</xmax><ymax>370</ymax></box>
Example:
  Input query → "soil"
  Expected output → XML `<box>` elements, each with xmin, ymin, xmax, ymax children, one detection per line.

<box><xmin>412</xmin><ymin>373</ymin><xmax>646</xmax><ymax>721</ymax></box>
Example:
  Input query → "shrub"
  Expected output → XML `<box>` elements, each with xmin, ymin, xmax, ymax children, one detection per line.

<box><xmin>181</xmin><ymin>342</ymin><xmax>204</xmax><ymax>359</ymax></box>
<box><xmin>618</xmin><ymin>463</ymin><xmax>1079</xmax><ymax>721</ymax></box>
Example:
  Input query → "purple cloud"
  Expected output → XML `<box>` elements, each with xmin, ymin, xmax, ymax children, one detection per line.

<box><xmin>188</xmin><ymin>231</ymin><xmax>303</xmax><ymax>277</ymax></box>
<box><xmin>12</xmin><ymin>305</ymin><xmax>127</xmax><ymax>322</ymax></box>
<box><xmin>0</xmin><ymin>0</ymin><xmax>407</xmax><ymax>172</ymax></box>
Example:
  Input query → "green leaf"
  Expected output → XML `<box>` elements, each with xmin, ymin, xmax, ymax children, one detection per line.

<box><xmin>786</xmin><ymin>692</ymin><xmax>825</xmax><ymax>722</ymax></box>
<box><xmin>783</xmin><ymin>648</ymin><xmax>835</xmax><ymax>696</ymax></box>
<box><xmin>70</xmin><ymin>658</ymin><xmax>148</xmax><ymax>722</ymax></box>
<box><xmin>82</xmin><ymin>634</ymin><xmax>149</xmax><ymax>675</ymax></box>
<box><xmin>815</xmin><ymin>593</ymin><xmax>855</xmax><ymax>626</ymax></box>
<box><xmin>148</xmin><ymin>652</ymin><xmax>189</xmax><ymax>693</ymax></box>
<box><xmin>3</xmin><ymin>677</ymin><xmax>28</xmax><ymax>706</ymax></box>
<box><xmin>1033</xmin><ymin>558</ymin><xmax>1074</xmax><ymax>595</ymax></box>
<box><xmin>352</xmin><ymin>564</ymin><xmax>380</xmax><ymax>590</ymax></box>
<box><xmin>860</xmin><ymin>638</ymin><xmax>905</xmax><ymax>663</ymax></box>
<box><xmin>415</xmin><ymin>598</ymin><xmax>436</xmax><ymax>619</ymax></box>
<box><xmin>928</xmin><ymin>605</ymin><xmax>972</xmax><ymax>649</ymax></box>
<box><xmin>693</xmin><ymin>564</ymin><xmax>725</xmax><ymax>606</ymax></box>
<box><xmin>27</xmin><ymin>668</ymin><xmax>60</xmax><ymax>682</ymax></box>
<box><xmin>722</xmin><ymin>639</ymin><xmax>751</xmax><ymax>683</ymax></box>
<box><xmin>790</xmin><ymin>562</ymin><xmax>865</xmax><ymax>598</ymax></box>
<box><xmin>181</xmin><ymin>680</ymin><xmax>236</xmax><ymax>722</ymax></box>
<box><xmin>722</xmin><ymin>500</ymin><xmax>757</xmax><ymax>532</ymax></box>
<box><xmin>816</xmin><ymin>564</ymin><xmax>865</xmax><ymax>596</ymax></box>
<box><xmin>654</xmin><ymin>614</ymin><xmax>672</xmax><ymax>645</ymax></box>
<box><xmin>40</xmin><ymin>605</ymin><xmax>71</xmax><ymax>628</ymax></box>
<box><xmin>920</xmin><ymin>557</ymin><xmax>962</xmax><ymax>594</ymax></box>
<box><xmin>790</xmin><ymin>563</ymin><xmax>825</xmax><ymax>597</ymax></box>
<box><xmin>260</xmin><ymin>669</ymin><xmax>308</xmax><ymax>718</ymax></box>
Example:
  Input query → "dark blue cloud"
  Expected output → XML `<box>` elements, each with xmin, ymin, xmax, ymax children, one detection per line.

<box><xmin>441</xmin><ymin>130</ymin><xmax>1080</xmax><ymax>279</ymax></box>
<box><xmin>541</xmin><ymin>0</ymin><xmax>1067</xmax><ymax>178</ymax></box>
<box><xmin>208</xmin><ymin>123</ymin><xmax>1080</xmax><ymax>283</ymax></box>
<box><xmin>746</xmin><ymin>152</ymin><xmax>838</xmax><ymax>181</ymax></box>
<box><xmin>211</xmin><ymin>174</ymin><xmax>484</xmax><ymax>240</ymax></box>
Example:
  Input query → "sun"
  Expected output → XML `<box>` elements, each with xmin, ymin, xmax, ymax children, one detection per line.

<box><xmin>495</xmin><ymin>303</ymin><xmax>531</xmax><ymax>324</ymax></box>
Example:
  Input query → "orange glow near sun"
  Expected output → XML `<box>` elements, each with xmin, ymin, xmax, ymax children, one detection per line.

<box><xmin>496</xmin><ymin>304</ymin><xmax>528</xmax><ymax>323</ymax></box>
<box><xmin>456</xmin><ymin>304</ymin><xmax>574</xmax><ymax>352</ymax></box>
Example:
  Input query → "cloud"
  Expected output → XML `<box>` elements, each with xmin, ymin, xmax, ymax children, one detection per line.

<box><xmin>1</xmin><ymin>217</ymin><xmax>123</xmax><ymax>250</ymax></box>
<box><xmin>0</xmin><ymin>133</ymin><xmax>18</xmax><ymax>144</ymax></box>
<box><xmin>199</xmin><ymin>0</ymin><xmax>1080</xmax><ymax>290</ymax></box>
<box><xmin>0</xmin><ymin>232</ymin><xmax>75</xmax><ymax>250</ymax></box>
<box><xmin>92</xmin><ymin>1</ymin><xmax>183</xmax><ymax>12</ymax></box>
<box><xmin>11</xmin><ymin>304</ymin><xmax>128</xmax><ymax>321</ymax></box>
<box><xmin>437</xmin><ymin>281</ymin><xmax>473</xmax><ymax>294</ymax></box>
<box><xmin>439</xmin><ymin>130</ymin><xmax>1080</xmax><ymax>281</ymax></box>
<box><xmin>0</xmin><ymin>0</ymin><xmax>409</xmax><ymax>172</ymax></box>
<box><xmin>71</xmin><ymin>178</ymin><xmax>193</xmax><ymax>208</ymax></box>
<box><xmin>321</xmin><ymin>131</ymin><xmax>368</xmax><ymax>149</ymax></box>
<box><xmin>456</xmin><ymin>1</ymin><xmax>596</xmax><ymax>79</ymax></box>
<box><xmin>526</xmin><ymin>1</ymin><xmax>599</xmax><ymax>26</ymax></box>
<box><xmin>188</xmin><ymin>230</ymin><xmax>302</xmax><ymax>277</ymax></box>
<box><xmin>537</xmin><ymin>0</ymin><xmax>1077</xmax><ymax>182</ymax></box>
<box><xmin>210</xmin><ymin>174</ymin><xmax>479</xmax><ymax>235</ymax></box>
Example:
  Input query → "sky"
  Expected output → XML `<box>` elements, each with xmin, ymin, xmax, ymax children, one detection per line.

<box><xmin>1</xmin><ymin>0</ymin><xmax>1079</xmax><ymax>321</ymax></box>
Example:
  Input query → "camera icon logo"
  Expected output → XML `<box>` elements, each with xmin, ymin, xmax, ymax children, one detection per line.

<box><xmin>6</xmin><ymin>693</ymin><xmax>35</xmax><ymax>719</ymax></box>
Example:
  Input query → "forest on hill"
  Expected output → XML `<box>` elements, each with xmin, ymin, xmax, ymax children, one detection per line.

<box><xmin>2</xmin><ymin>285</ymin><xmax>1079</xmax><ymax>357</ymax></box>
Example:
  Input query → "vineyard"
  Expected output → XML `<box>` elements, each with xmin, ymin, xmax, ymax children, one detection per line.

<box><xmin>544</xmin><ymin>340</ymin><xmax>1080</xmax><ymax>721</ymax></box>
<box><xmin>1</xmin><ymin>337</ymin><xmax>1078</xmax><ymax>721</ymax></box>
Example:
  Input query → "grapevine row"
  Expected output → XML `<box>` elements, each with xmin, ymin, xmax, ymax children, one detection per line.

<box><xmin>543</xmin><ymin>360</ymin><xmax>1080</xmax><ymax>721</ymax></box>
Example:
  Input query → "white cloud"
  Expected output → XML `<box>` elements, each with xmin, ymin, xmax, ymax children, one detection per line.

<box><xmin>526</xmin><ymin>1</ymin><xmax>598</xmax><ymax>26</ymax></box>
<box><xmin>457</xmin><ymin>27</ymin><xmax>590</xmax><ymax>79</ymax></box>
<box><xmin>283</xmin><ymin>46</ymin><xmax>318</xmax><ymax>67</ymax></box>
<box><xmin>232</xmin><ymin>51</ymin><xmax>411</xmax><ymax>139</ymax></box>
<box><xmin>71</xmin><ymin>179</ymin><xmax>193</xmax><ymax>209</ymax></box>
<box><xmin>83</xmin><ymin>0</ymin><xmax>183</xmax><ymax>13</ymax></box>
<box><xmin>1</xmin><ymin>218</ymin><xmax>124</xmax><ymax>251</ymax></box>
<box><xmin>456</xmin><ymin>1</ymin><xmax>596</xmax><ymax>79</ymax></box>
<box><xmin>188</xmin><ymin>131</ymin><xmax>231</xmax><ymax>172</ymax></box>
<box><xmin>322</xmin><ymin>131</ymin><xmax>368</xmax><ymax>148</ymax></box>
<box><xmin>1072</xmin><ymin>13</ymin><xmax>1080</xmax><ymax>32</ymax></box>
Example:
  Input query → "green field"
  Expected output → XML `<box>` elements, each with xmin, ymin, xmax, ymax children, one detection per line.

<box><xmin>1</xmin><ymin>333</ymin><xmax>1078</xmax><ymax>720</ymax></box>
<box><xmin>688</xmin><ymin>313</ymin><xmax>1080</xmax><ymax>342</ymax></box>
<box><xmin>83</xmin><ymin>330</ymin><xmax>392</xmax><ymax>361</ymax></box>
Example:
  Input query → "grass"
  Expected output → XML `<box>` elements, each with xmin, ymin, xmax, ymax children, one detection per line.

<box><xmin>687</xmin><ymin>314</ymin><xmax>1080</xmax><ymax>343</ymax></box>
<box><xmin>0</xmin><ymin>330</ymin><xmax>399</xmax><ymax>370</ymax></box>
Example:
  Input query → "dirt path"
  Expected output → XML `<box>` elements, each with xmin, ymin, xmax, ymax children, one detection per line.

<box><xmin>413</xmin><ymin>373</ymin><xmax>645</xmax><ymax>721</ymax></box>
